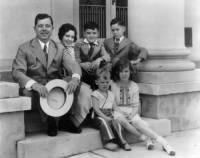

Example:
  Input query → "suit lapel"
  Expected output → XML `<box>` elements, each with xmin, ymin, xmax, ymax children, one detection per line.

<box><xmin>108</xmin><ymin>38</ymin><xmax>115</xmax><ymax>55</ymax></box>
<box><xmin>47</xmin><ymin>40</ymin><xmax>57</xmax><ymax>68</ymax></box>
<box><xmin>81</xmin><ymin>43</ymin><xmax>90</xmax><ymax>56</ymax></box>
<box><xmin>31</xmin><ymin>38</ymin><xmax>47</xmax><ymax>67</ymax></box>
<box><xmin>117</xmin><ymin>38</ymin><xmax>129</xmax><ymax>52</ymax></box>
<box><xmin>90</xmin><ymin>43</ymin><xmax>100</xmax><ymax>59</ymax></box>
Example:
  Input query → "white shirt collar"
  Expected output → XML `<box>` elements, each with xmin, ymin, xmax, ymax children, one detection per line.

<box><xmin>84</xmin><ymin>38</ymin><xmax>98</xmax><ymax>45</ymax></box>
<box><xmin>38</xmin><ymin>39</ymin><xmax>49</xmax><ymax>52</ymax></box>
<box><xmin>114</xmin><ymin>36</ymin><xmax>124</xmax><ymax>43</ymax></box>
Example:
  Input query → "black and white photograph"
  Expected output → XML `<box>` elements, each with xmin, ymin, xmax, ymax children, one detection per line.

<box><xmin>0</xmin><ymin>0</ymin><xmax>200</xmax><ymax>158</ymax></box>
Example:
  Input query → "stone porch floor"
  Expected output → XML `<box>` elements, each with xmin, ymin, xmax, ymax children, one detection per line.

<box><xmin>68</xmin><ymin>128</ymin><xmax>200</xmax><ymax>158</ymax></box>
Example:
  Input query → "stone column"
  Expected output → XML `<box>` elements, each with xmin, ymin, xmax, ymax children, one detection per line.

<box><xmin>128</xmin><ymin>0</ymin><xmax>200</xmax><ymax>131</ymax></box>
<box><xmin>185</xmin><ymin>0</ymin><xmax>200</xmax><ymax>67</ymax></box>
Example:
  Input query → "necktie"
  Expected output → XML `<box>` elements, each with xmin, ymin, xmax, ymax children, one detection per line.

<box><xmin>43</xmin><ymin>44</ymin><xmax>48</xmax><ymax>61</ymax></box>
<box><xmin>88</xmin><ymin>43</ymin><xmax>95</xmax><ymax>57</ymax></box>
<box><xmin>114</xmin><ymin>38</ymin><xmax>120</xmax><ymax>53</ymax></box>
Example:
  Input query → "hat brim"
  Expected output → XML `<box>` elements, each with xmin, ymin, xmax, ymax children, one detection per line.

<box><xmin>40</xmin><ymin>79</ymin><xmax>74</xmax><ymax>117</ymax></box>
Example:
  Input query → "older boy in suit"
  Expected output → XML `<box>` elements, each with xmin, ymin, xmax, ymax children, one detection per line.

<box><xmin>12</xmin><ymin>13</ymin><xmax>81</xmax><ymax>136</ymax></box>
<box><xmin>75</xmin><ymin>22</ymin><xmax>110</xmax><ymax>90</ymax></box>
<box><xmin>104</xmin><ymin>18</ymin><xmax>148</xmax><ymax>80</ymax></box>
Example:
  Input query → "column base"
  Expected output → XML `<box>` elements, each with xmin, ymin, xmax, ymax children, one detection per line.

<box><xmin>140</xmin><ymin>82</ymin><xmax>200</xmax><ymax>131</ymax></box>
<box><xmin>137</xmin><ymin>49</ymin><xmax>195</xmax><ymax>72</ymax></box>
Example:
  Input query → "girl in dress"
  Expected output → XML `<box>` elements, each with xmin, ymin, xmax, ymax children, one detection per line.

<box><xmin>111</xmin><ymin>59</ymin><xmax>176</xmax><ymax>156</ymax></box>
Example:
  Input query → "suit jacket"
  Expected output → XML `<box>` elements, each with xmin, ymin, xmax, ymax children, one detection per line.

<box><xmin>74</xmin><ymin>39</ymin><xmax>110</xmax><ymax>64</ymax></box>
<box><xmin>104</xmin><ymin>37</ymin><xmax>148</xmax><ymax>62</ymax></box>
<box><xmin>12</xmin><ymin>38</ymin><xmax>81</xmax><ymax>88</ymax></box>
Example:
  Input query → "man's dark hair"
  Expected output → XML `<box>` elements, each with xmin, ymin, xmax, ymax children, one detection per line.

<box><xmin>58</xmin><ymin>23</ymin><xmax>77</xmax><ymax>41</ymax></box>
<box><xmin>84</xmin><ymin>21</ymin><xmax>99</xmax><ymax>31</ymax></box>
<box><xmin>34</xmin><ymin>13</ymin><xmax>53</xmax><ymax>26</ymax></box>
<box><xmin>110</xmin><ymin>17</ymin><xmax>125</xmax><ymax>27</ymax></box>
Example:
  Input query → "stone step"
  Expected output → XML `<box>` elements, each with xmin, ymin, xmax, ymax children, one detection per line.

<box><xmin>0</xmin><ymin>96</ymin><xmax>31</xmax><ymax>158</ymax></box>
<box><xmin>0</xmin><ymin>82</ymin><xmax>19</xmax><ymax>99</ymax></box>
<box><xmin>0</xmin><ymin>96</ymin><xmax>31</xmax><ymax>113</ymax></box>
<box><xmin>17</xmin><ymin>118</ymin><xmax>171</xmax><ymax>158</ymax></box>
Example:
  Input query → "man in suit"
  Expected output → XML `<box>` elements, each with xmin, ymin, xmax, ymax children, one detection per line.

<box><xmin>104</xmin><ymin>18</ymin><xmax>148</xmax><ymax>80</ymax></box>
<box><xmin>12</xmin><ymin>13</ymin><xmax>81</xmax><ymax>136</ymax></box>
<box><xmin>75</xmin><ymin>21</ymin><xmax>110</xmax><ymax>90</ymax></box>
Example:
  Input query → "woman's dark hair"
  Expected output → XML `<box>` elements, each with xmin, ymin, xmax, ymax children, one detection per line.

<box><xmin>58</xmin><ymin>23</ymin><xmax>77</xmax><ymax>41</ymax></box>
<box><xmin>112</xmin><ymin>59</ymin><xmax>134</xmax><ymax>81</ymax></box>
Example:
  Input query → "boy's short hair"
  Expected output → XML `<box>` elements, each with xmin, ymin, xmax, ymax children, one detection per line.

<box><xmin>95</xmin><ymin>64</ymin><xmax>111</xmax><ymax>81</ymax></box>
<box><xmin>110</xmin><ymin>17</ymin><xmax>125</xmax><ymax>27</ymax></box>
<box><xmin>34</xmin><ymin>13</ymin><xmax>53</xmax><ymax>26</ymax></box>
<box><xmin>84</xmin><ymin>21</ymin><xmax>99</xmax><ymax>31</ymax></box>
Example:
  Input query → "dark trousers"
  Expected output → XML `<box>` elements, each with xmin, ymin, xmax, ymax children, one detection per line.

<box><xmin>20</xmin><ymin>88</ymin><xmax>73</xmax><ymax>129</ymax></box>
<box><xmin>20</xmin><ymin>88</ymin><xmax>49</xmax><ymax>122</ymax></box>
<box><xmin>91</xmin><ymin>116</ymin><xmax>127</xmax><ymax>146</ymax></box>
<box><xmin>81</xmin><ymin>69</ymin><xmax>97</xmax><ymax>90</ymax></box>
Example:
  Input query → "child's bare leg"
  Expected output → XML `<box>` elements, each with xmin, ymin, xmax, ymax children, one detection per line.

<box><xmin>115</xmin><ymin>116</ymin><xmax>142</xmax><ymax>137</ymax></box>
<box><xmin>131</xmin><ymin>118</ymin><xmax>176</xmax><ymax>156</ymax></box>
<box><xmin>132</xmin><ymin>120</ymin><xmax>160</xmax><ymax>140</ymax></box>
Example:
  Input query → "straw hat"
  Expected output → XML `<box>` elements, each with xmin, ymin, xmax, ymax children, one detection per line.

<box><xmin>40</xmin><ymin>79</ymin><xmax>74</xmax><ymax>117</ymax></box>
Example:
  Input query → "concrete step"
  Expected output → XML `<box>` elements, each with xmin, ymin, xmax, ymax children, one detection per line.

<box><xmin>17</xmin><ymin>118</ymin><xmax>171</xmax><ymax>158</ymax></box>
<box><xmin>0</xmin><ymin>81</ymin><xmax>19</xmax><ymax>99</ymax></box>
<box><xmin>0</xmin><ymin>96</ymin><xmax>31</xmax><ymax>113</ymax></box>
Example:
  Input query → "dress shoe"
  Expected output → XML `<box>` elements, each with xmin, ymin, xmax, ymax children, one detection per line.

<box><xmin>123</xmin><ymin>143</ymin><xmax>132</xmax><ymax>151</ymax></box>
<box><xmin>104</xmin><ymin>142</ymin><xmax>118</xmax><ymax>151</ymax></box>
<box><xmin>163</xmin><ymin>144</ymin><xmax>176</xmax><ymax>156</ymax></box>
<box><xmin>145</xmin><ymin>138</ymin><xmax>154</xmax><ymax>150</ymax></box>
<box><xmin>46</xmin><ymin>116</ymin><xmax>58</xmax><ymax>136</ymax></box>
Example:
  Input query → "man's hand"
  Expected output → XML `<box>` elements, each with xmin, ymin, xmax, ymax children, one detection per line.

<box><xmin>92</xmin><ymin>58</ymin><xmax>102</xmax><ymax>68</ymax></box>
<box><xmin>66</xmin><ymin>77</ymin><xmax>80</xmax><ymax>94</ymax></box>
<box><xmin>130</xmin><ymin>58</ymin><xmax>142</xmax><ymax>65</ymax></box>
<box><xmin>89</xmin><ymin>62</ymin><xmax>98</xmax><ymax>72</ymax></box>
<box><xmin>32</xmin><ymin>83</ymin><xmax>48</xmax><ymax>97</ymax></box>
<box><xmin>80</xmin><ymin>62</ymin><xmax>91</xmax><ymax>71</ymax></box>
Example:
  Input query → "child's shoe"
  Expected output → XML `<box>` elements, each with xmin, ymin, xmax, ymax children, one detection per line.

<box><xmin>122</xmin><ymin>143</ymin><xmax>132</xmax><ymax>151</ymax></box>
<box><xmin>162</xmin><ymin>144</ymin><xmax>176</xmax><ymax>156</ymax></box>
<box><xmin>145</xmin><ymin>138</ymin><xmax>154</xmax><ymax>150</ymax></box>
<box><xmin>156</xmin><ymin>136</ymin><xmax>176</xmax><ymax>156</ymax></box>
<box><xmin>104</xmin><ymin>142</ymin><xmax>118</xmax><ymax>151</ymax></box>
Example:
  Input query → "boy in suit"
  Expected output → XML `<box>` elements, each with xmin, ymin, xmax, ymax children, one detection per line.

<box><xmin>12</xmin><ymin>13</ymin><xmax>81</xmax><ymax>136</ymax></box>
<box><xmin>104</xmin><ymin>18</ymin><xmax>148</xmax><ymax>80</ymax></box>
<box><xmin>75</xmin><ymin>22</ymin><xmax>110</xmax><ymax>90</ymax></box>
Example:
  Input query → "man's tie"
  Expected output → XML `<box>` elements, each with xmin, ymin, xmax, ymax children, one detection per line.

<box><xmin>43</xmin><ymin>44</ymin><xmax>48</xmax><ymax>61</ymax></box>
<box><xmin>88</xmin><ymin>42</ymin><xmax>95</xmax><ymax>57</ymax></box>
<box><xmin>114</xmin><ymin>38</ymin><xmax>120</xmax><ymax>53</ymax></box>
